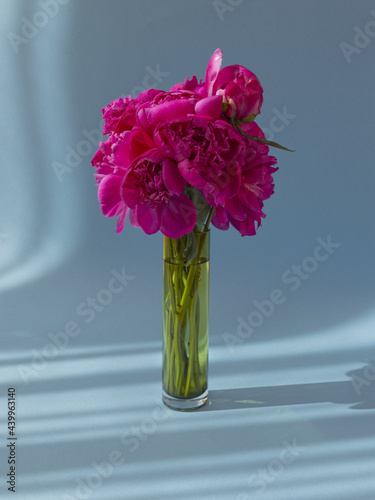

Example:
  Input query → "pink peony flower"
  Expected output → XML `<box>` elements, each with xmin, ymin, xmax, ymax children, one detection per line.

<box><xmin>92</xmin><ymin>127</ymin><xmax>154</xmax><ymax>180</ymax></box>
<box><xmin>154</xmin><ymin>116</ymin><xmax>244</xmax><ymax>206</ymax></box>
<box><xmin>226</xmin><ymin>154</ymin><xmax>277</xmax><ymax>236</ymax></box>
<box><xmin>213</xmin><ymin>64</ymin><xmax>263</xmax><ymax>120</ymax></box>
<box><xmin>212</xmin><ymin>123</ymin><xmax>278</xmax><ymax>236</ymax></box>
<box><xmin>203</xmin><ymin>48</ymin><xmax>263</xmax><ymax>121</ymax></box>
<box><xmin>92</xmin><ymin>127</ymin><xmax>155</xmax><ymax>233</ymax></box>
<box><xmin>121</xmin><ymin>150</ymin><xmax>196</xmax><ymax>238</ymax></box>
<box><xmin>102</xmin><ymin>89</ymin><xmax>162</xmax><ymax>136</ymax></box>
<box><xmin>172</xmin><ymin>49</ymin><xmax>263</xmax><ymax>121</ymax></box>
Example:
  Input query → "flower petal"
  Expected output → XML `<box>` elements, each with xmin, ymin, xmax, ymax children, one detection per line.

<box><xmin>136</xmin><ymin>203</ymin><xmax>162</xmax><ymax>235</ymax></box>
<box><xmin>194</xmin><ymin>95</ymin><xmax>223</xmax><ymax>120</ymax></box>
<box><xmin>178</xmin><ymin>158</ymin><xmax>207</xmax><ymax>190</ymax></box>
<box><xmin>160</xmin><ymin>195</ymin><xmax>196</xmax><ymax>238</ymax></box>
<box><xmin>205</xmin><ymin>49</ymin><xmax>223</xmax><ymax>96</ymax></box>
<box><xmin>121</xmin><ymin>171</ymin><xmax>140</xmax><ymax>209</ymax></box>
<box><xmin>128</xmin><ymin>127</ymin><xmax>155</xmax><ymax>160</ymax></box>
<box><xmin>116</xmin><ymin>206</ymin><xmax>129</xmax><ymax>233</ymax></box>
<box><xmin>137</xmin><ymin>95</ymin><xmax>198</xmax><ymax>134</ymax></box>
<box><xmin>129</xmin><ymin>208</ymin><xmax>139</xmax><ymax>227</ymax></box>
<box><xmin>212</xmin><ymin>206</ymin><xmax>229</xmax><ymax>230</ymax></box>
<box><xmin>226</xmin><ymin>196</ymin><xmax>247</xmax><ymax>221</ymax></box>
<box><xmin>204</xmin><ymin>160</ymin><xmax>241</xmax><ymax>201</ymax></box>
<box><xmin>98</xmin><ymin>174</ymin><xmax>126</xmax><ymax>217</ymax></box>
<box><xmin>229</xmin><ymin>214</ymin><xmax>257</xmax><ymax>236</ymax></box>
<box><xmin>162</xmin><ymin>159</ymin><xmax>186</xmax><ymax>196</ymax></box>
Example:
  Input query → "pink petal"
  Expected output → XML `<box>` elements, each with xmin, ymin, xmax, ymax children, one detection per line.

<box><xmin>194</xmin><ymin>95</ymin><xmax>223</xmax><ymax>120</ymax></box>
<box><xmin>129</xmin><ymin>127</ymin><xmax>155</xmax><ymax>161</ymax></box>
<box><xmin>178</xmin><ymin>158</ymin><xmax>207</xmax><ymax>190</ymax></box>
<box><xmin>207</xmin><ymin>160</ymin><xmax>241</xmax><ymax>200</ymax></box>
<box><xmin>116</xmin><ymin>206</ymin><xmax>129</xmax><ymax>233</ymax></box>
<box><xmin>129</xmin><ymin>208</ymin><xmax>139</xmax><ymax>227</ymax></box>
<box><xmin>213</xmin><ymin>65</ymin><xmax>260</xmax><ymax>93</ymax></box>
<box><xmin>205</xmin><ymin>49</ymin><xmax>223</xmax><ymax>97</ymax></box>
<box><xmin>121</xmin><ymin>172</ymin><xmax>140</xmax><ymax>209</ymax></box>
<box><xmin>136</xmin><ymin>203</ymin><xmax>162</xmax><ymax>235</ymax></box>
<box><xmin>170</xmin><ymin>76</ymin><xmax>200</xmax><ymax>92</ymax></box>
<box><xmin>239</xmin><ymin>189</ymin><xmax>263</xmax><ymax>213</ymax></box>
<box><xmin>112</xmin><ymin>133</ymin><xmax>131</xmax><ymax>169</ymax></box>
<box><xmin>162</xmin><ymin>159</ymin><xmax>186</xmax><ymax>196</ymax></box>
<box><xmin>98</xmin><ymin>174</ymin><xmax>126</xmax><ymax>217</ymax></box>
<box><xmin>160</xmin><ymin>195</ymin><xmax>196</xmax><ymax>238</ymax></box>
<box><xmin>229</xmin><ymin>214</ymin><xmax>257</xmax><ymax>236</ymax></box>
<box><xmin>212</xmin><ymin>206</ymin><xmax>229</xmax><ymax>230</ymax></box>
<box><xmin>137</xmin><ymin>99</ymin><xmax>197</xmax><ymax>134</ymax></box>
<box><xmin>225</xmin><ymin>196</ymin><xmax>247</xmax><ymax>220</ymax></box>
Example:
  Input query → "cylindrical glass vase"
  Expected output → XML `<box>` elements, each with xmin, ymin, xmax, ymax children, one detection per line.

<box><xmin>162</xmin><ymin>230</ymin><xmax>210</xmax><ymax>411</ymax></box>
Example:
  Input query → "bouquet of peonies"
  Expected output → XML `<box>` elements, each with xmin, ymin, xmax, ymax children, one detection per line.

<box><xmin>91</xmin><ymin>49</ymin><xmax>283</xmax><ymax>239</ymax></box>
<box><xmin>91</xmin><ymin>49</ymin><xmax>290</xmax><ymax>407</ymax></box>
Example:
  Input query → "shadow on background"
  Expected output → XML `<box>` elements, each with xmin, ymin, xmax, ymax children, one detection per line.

<box><xmin>203</xmin><ymin>363</ymin><xmax>375</xmax><ymax>411</ymax></box>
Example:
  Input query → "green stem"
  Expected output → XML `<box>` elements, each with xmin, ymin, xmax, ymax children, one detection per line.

<box><xmin>184</xmin><ymin>269</ymin><xmax>202</xmax><ymax>396</ymax></box>
<box><xmin>179</xmin><ymin>221</ymin><xmax>211</xmax><ymax>320</ymax></box>
<box><xmin>184</xmin><ymin>276</ymin><xmax>197</xmax><ymax>396</ymax></box>
<box><xmin>163</xmin><ymin>220</ymin><xmax>211</xmax><ymax>399</ymax></box>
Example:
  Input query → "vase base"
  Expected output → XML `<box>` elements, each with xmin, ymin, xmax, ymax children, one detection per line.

<box><xmin>162</xmin><ymin>389</ymin><xmax>208</xmax><ymax>411</ymax></box>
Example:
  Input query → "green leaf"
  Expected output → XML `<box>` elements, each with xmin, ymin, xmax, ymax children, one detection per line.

<box><xmin>236</xmin><ymin>125</ymin><xmax>296</xmax><ymax>152</ymax></box>
<box><xmin>190</xmin><ymin>187</ymin><xmax>211</xmax><ymax>232</ymax></box>
<box><xmin>183</xmin><ymin>231</ymin><xmax>198</xmax><ymax>264</ymax></box>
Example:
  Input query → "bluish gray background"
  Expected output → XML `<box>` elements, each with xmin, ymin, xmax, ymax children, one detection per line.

<box><xmin>1</xmin><ymin>0</ymin><xmax>375</xmax><ymax>499</ymax></box>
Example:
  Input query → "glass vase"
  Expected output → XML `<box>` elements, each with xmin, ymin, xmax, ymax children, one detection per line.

<box><xmin>162</xmin><ymin>230</ymin><xmax>210</xmax><ymax>411</ymax></box>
